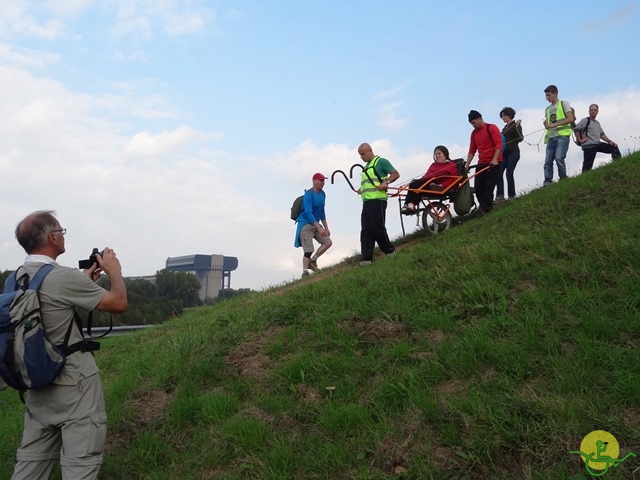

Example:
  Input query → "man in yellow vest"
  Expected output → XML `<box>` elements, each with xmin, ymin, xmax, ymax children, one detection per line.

<box><xmin>542</xmin><ymin>84</ymin><xmax>575</xmax><ymax>186</ymax></box>
<box><xmin>356</xmin><ymin>143</ymin><xmax>399</xmax><ymax>265</ymax></box>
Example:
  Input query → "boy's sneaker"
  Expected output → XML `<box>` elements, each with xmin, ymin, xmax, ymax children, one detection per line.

<box><xmin>359</xmin><ymin>260</ymin><xmax>372</xmax><ymax>266</ymax></box>
<box><xmin>308</xmin><ymin>259</ymin><xmax>318</xmax><ymax>271</ymax></box>
<box><xmin>494</xmin><ymin>196</ymin><xmax>505</xmax><ymax>203</ymax></box>
<box><xmin>385</xmin><ymin>251</ymin><xmax>397</xmax><ymax>259</ymax></box>
<box><xmin>302</xmin><ymin>271</ymin><xmax>310</xmax><ymax>277</ymax></box>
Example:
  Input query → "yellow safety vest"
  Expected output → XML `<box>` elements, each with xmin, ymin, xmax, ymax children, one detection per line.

<box><xmin>545</xmin><ymin>100</ymin><xmax>572</xmax><ymax>143</ymax></box>
<box><xmin>360</xmin><ymin>156</ymin><xmax>387</xmax><ymax>201</ymax></box>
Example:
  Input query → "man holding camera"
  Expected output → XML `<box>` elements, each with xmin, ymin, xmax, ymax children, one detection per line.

<box><xmin>9</xmin><ymin>210</ymin><xmax>127</xmax><ymax>480</ymax></box>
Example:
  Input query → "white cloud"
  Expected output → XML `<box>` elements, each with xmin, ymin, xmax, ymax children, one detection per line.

<box><xmin>43</xmin><ymin>0</ymin><xmax>93</xmax><ymax>18</ymax></box>
<box><xmin>0</xmin><ymin>43</ymin><xmax>59</xmax><ymax>69</ymax></box>
<box><xmin>164</xmin><ymin>11</ymin><xmax>209</xmax><ymax>35</ymax></box>
<box><xmin>123</xmin><ymin>125</ymin><xmax>222</xmax><ymax>157</ymax></box>
<box><xmin>108</xmin><ymin>0</ymin><xmax>214</xmax><ymax>39</ymax></box>
<box><xmin>378</xmin><ymin>101</ymin><xmax>410</xmax><ymax>132</ymax></box>
<box><xmin>371</xmin><ymin>83</ymin><xmax>407</xmax><ymax>102</ymax></box>
<box><xmin>0</xmin><ymin>2</ymin><xmax>68</xmax><ymax>40</ymax></box>
<box><xmin>0</xmin><ymin>1</ymin><xmax>214</xmax><ymax>42</ymax></box>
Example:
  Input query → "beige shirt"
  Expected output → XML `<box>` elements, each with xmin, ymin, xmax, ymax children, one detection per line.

<box><xmin>21</xmin><ymin>260</ymin><xmax>106</xmax><ymax>385</ymax></box>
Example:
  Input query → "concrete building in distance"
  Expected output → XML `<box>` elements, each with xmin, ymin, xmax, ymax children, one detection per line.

<box><xmin>166</xmin><ymin>254</ymin><xmax>239</xmax><ymax>301</ymax></box>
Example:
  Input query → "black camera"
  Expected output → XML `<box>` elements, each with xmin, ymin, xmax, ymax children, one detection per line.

<box><xmin>78</xmin><ymin>248</ymin><xmax>104</xmax><ymax>269</ymax></box>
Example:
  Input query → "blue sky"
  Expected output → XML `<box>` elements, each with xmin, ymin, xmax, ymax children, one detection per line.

<box><xmin>1</xmin><ymin>0</ymin><xmax>639</xmax><ymax>291</ymax></box>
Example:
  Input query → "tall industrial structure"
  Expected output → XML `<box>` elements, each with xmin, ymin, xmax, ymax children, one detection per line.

<box><xmin>165</xmin><ymin>254</ymin><xmax>239</xmax><ymax>300</ymax></box>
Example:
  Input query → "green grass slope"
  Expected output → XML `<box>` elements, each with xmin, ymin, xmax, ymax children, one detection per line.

<box><xmin>2</xmin><ymin>154</ymin><xmax>640</xmax><ymax>479</ymax></box>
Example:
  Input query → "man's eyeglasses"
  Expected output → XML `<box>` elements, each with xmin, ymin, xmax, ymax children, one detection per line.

<box><xmin>50</xmin><ymin>228</ymin><xmax>67</xmax><ymax>236</ymax></box>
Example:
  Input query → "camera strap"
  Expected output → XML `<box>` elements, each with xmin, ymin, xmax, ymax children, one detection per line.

<box><xmin>85</xmin><ymin>310</ymin><xmax>113</xmax><ymax>339</ymax></box>
<box><xmin>59</xmin><ymin>310</ymin><xmax>112</xmax><ymax>356</ymax></box>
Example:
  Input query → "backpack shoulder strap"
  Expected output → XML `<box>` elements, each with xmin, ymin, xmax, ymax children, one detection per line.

<box><xmin>3</xmin><ymin>271</ymin><xmax>18</xmax><ymax>293</ymax></box>
<box><xmin>485</xmin><ymin>123</ymin><xmax>498</xmax><ymax>148</ymax></box>
<box><xmin>28</xmin><ymin>264</ymin><xmax>55</xmax><ymax>291</ymax></box>
<box><xmin>4</xmin><ymin>264</ymin><xmax>53</xmax><ymax>293</ymax></box>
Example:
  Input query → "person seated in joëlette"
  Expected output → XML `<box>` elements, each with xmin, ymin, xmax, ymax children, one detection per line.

<box><xmin>401</xmin><ymin>145</ymin><xmax>459</xmax><ymax>214</ymax></box>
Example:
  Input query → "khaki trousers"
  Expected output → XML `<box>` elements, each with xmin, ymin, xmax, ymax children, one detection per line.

<box><xmin>11</xmin><ymin>373</ymin><xmax>107</xmax><ymax>480</ymax></box>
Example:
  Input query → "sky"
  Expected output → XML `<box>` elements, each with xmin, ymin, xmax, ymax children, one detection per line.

<box><xmin>1</xmin><ymin>0</ymin><xmax>639</xmax><ymax>292</ymax></box>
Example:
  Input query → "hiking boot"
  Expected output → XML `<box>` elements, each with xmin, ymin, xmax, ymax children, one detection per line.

<box><xmin>308</xmin><ymin>259</ymin><xmax>318</xmax><ymax>271</ymax></box>
<box><xmin>494</xmin><ymin>195</ymin><xmax>505</xmax><ymax>203</ymax></box>
<box><xmin>359</xmin><ymin>261</ymin><xmax>372</xmax><ymax>266</ymax></box>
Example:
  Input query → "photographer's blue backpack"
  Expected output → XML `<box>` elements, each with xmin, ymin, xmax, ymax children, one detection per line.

<box><xmin>0</xmin><ymin>264</ymin><xmax>66</xmax><ymax>398</ymax></box>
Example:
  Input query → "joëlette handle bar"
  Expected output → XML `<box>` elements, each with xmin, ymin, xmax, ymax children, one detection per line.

<box><xmin>330</xmin><ymin>168</ymin><xmax>358</xmax><ymax>192</ymax></box>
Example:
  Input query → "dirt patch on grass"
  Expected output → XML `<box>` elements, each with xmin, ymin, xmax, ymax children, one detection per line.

<box><xmin>374</xmin><ymin>408</ymin><xmax>449</xmax><ymax>474</ymax></box>
<box><xmin>435</xmin><ymin>378</ymin><xmax>468</xmax><ymax>397</ymax></box>
<box><xmin>479</xmin><ymin>367</ymin><xmax>496</xmax><ymax>384</ymax></box>
<box><xmin>511</xmin><ymin>279</ymin><xmax>538</xmax><ymax>295</ymax></box>
<box><xmin>408</xmin><ymin>329</ymin><xmax>446</xmax><ymax>360</ymax></box>
<box><xmin>241</xmin><ymin>406</ymin><xmax>275</xmax><ymax>423</ymax></box>
<box><xmin>106</xmin><ymin>389</ymin><xmax>173</xmax><ymax>453</ymax></box>
<box><xmin>224</xmin><ymin>325</ymin><xmax>285</xmax><ymax>380</ymax></box>
<box><xmin>296</xmin><ymin>384</ymin><xmax>322</xmax><ymax>403</ymax></box>
<box><xmin>424</xmin><ymin>328</ymin><xmax>446</xmax><ymax>345</ymax></box>
<box><xmin>354</xmin><ymin>318</ymin><xmax>407</xmax><ymax>343</ymax></box>
<box><xmin>618</xmin><ymin>408</ymin><xmax>640</xmax><ymax>428</ymax></box>
<box><xmin>374</xmin><ymin>406</ymin><xmax>423</xmax><ymax>473</ymax></box>
<box><xmin>130</xmin><ymin>389</ymin><xmax>172</xmax><ymax>426</ymax></box>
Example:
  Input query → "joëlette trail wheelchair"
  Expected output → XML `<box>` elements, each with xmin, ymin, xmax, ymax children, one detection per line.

<box><xmin>390</xmin><ymin>159</ymin><xmax>491</xmax><ymax>235</ymax></box>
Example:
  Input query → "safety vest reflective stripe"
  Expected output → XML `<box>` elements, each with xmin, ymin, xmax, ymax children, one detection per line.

<box><xmin>545</xmin><ymin>100</ymin><xmax>572</xmax><ymax>142</ymax></box>
<box><xmin>360</xmin><ymin>157</ymin><xmax>387</xmax><ymax>201</ymax></box>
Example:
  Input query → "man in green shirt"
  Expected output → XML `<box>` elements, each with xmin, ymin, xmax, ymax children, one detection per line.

<box><xmin>357</xmin><ymin>143</ymin><xmax>400</xmax><ymax>265</ymax></box>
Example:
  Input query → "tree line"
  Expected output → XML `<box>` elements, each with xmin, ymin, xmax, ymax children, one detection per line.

<box><xmin>0</xmin><ymin>268</ymin><xmax>253</xmax><ymax>326</ymax></box>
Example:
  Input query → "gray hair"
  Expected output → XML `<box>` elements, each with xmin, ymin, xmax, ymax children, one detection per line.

<box><xmin>15</xmin><ymin>210</ymin><xmax>59</xmax><ymax>253</ymax></box>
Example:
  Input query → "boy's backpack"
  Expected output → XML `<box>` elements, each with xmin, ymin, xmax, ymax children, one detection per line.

<box><xmin>567</xmin><ymin>103</ymin><xmax>576</xmax><ymax>130</ymax></box>
<box><xmin>0</xmin><ymin>264</ymin><xmax>66</xmax><ymax>394</ymax></box>
<box><xmin>290</xmin><ymin>194</ymin><xmax>304</xmax><ymax>221</ymax></box>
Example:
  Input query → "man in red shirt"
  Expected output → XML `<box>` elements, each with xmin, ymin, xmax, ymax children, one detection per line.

<box><xmin>464</xmin><ymin>110</ymin><xmax>502</xmax><ymax>214</ymax></box>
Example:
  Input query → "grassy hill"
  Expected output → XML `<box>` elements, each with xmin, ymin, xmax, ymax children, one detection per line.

<box><xmin>2</xmin><ymin>154</ymin><xmax>640</xmax><ymax>479</ymax></box>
